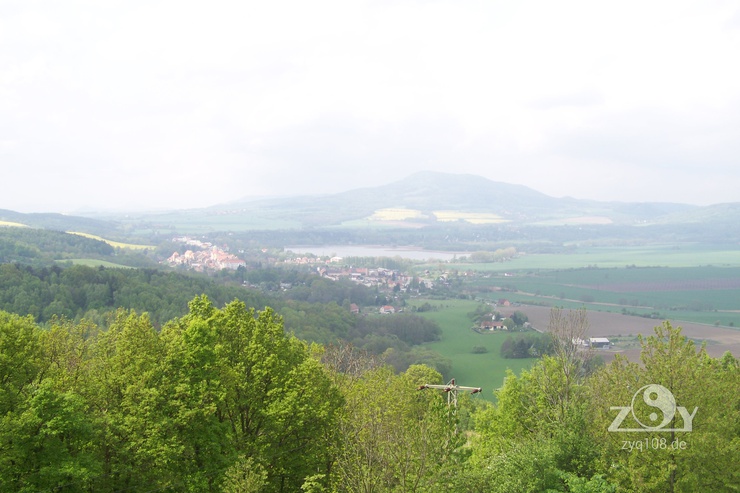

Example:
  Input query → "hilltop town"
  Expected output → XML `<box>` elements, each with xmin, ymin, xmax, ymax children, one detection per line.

<box><xmin>164</xmin><ymin>236</ymin><xmax>246</xmax><ymax>272</ymax></box>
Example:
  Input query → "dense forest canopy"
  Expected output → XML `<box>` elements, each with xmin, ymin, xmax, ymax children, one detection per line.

<box><xmin>0</xmin><ymin>301</ymin><xmax>737</xmax><ymax>492</ymax></box>
<box><xmin>0</xmin><ymin>228</ymin><xmax>115</xmax><ymax>263</ymax></box>
<box><xmin>0</xmin><ymin>262</ymin><xmax>450</xmax><ymax>378</ymax></box>
<box><xmin>0</xmin><ymin>263</ymin><xmax>268</xmax><ymax>326</ymax></box>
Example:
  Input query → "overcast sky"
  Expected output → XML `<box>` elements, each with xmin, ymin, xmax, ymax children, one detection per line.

<box><xmin>2</xmin><ymin>0</ymin><xmax>739</xmax><ymax>213</ymax></box>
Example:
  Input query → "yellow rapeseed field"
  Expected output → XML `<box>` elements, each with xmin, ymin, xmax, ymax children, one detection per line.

<box><xmin>0</xmin><ymin>220</ymin><xmax>28</xmax><ymax>227</ymax></box>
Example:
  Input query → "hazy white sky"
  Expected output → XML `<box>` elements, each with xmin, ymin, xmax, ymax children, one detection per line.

<box><xmin>2</xmin><ymin>0</ymin><xmax>739</xmax><ymax>213</ymax></box>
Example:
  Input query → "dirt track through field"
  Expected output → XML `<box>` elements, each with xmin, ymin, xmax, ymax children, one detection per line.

<box><xmin>503</xmin><ymin>305</ymin><xmax>740</xmax><ymax>362</ymax></box>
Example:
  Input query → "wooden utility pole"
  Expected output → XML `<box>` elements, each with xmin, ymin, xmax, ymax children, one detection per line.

<box><xmin>417</xmin><ymin>378</ymin><xmax>482</xmax><ymax>409</ymax></box>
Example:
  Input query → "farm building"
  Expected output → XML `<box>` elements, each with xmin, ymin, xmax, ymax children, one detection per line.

<box><xmin>481</xmin><ymin>320</ymin><xmax>507</xmax><ymax>331</ymax></box>
<box><xmin>573</xmin><ymin>337</ymin><xmax>611</xmax><ymax>348</ymax></box>
<box><xmin>588</xmin><ymin>337</ymin><xmax>611</xmax><ymax>348</ymax></box>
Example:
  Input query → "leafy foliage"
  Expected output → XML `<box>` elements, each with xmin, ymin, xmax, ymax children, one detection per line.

<box><xmin>0</xmin><ymin>262</ymin><xmax>449</xmax><ymax>375</ymax></box>
<box><xmin>467</xmin><ymin>318</ymin><xmax>740</xmax><ymax>493</ymax></box>
<box><xmin>0</xmin><ymin>298</ymin><xmax>342</xmax><ymax>492</ymax></box>
<box><xmin>587</xmin><ymin>322</ymin><xmax>740</xmax><ymax>492</ymax></box>
<box><xmin>500</xmin><ymin>331</ymin><xmax>553</xmax><ymax>358</ymax></box>
<box><xmin>332</xmin><ymin>364</ymin><xmax>463</xmax><ymax>492</ymax></box>
<box><xmin>0</xmin><ymin>263</ymin><xmax>269</xmax><ymax>325</ymax></box>
<box><xmin>1</xmin><ymin>287</ymin><xmax>738</xmax><ymax>492</ymax></box>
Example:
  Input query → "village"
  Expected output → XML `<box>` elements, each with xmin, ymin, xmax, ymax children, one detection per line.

<box><xmin>162</xmin><ymin>238</ymin><xmax>611</xmax><ymax>338</ymax></box>
<box><xmin>164</xmin><ymin>236</ymin><xmax>246</xmax><ymax>272</ymax></box>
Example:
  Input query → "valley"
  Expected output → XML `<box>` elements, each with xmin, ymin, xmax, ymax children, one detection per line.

<box><xmin>1</xmin><ymin>171</ymin><xmax>739</xmax><ymax>491</ymax></box>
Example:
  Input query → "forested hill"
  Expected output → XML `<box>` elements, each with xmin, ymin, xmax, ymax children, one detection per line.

<box><xmin>0</xmin><ymin>209</ymin><xmax>119</xmax><ymax>236</ymax></box>
<box><xmin>0</xmin><ymin>263</ymin><xmax>446</xmax><ymax>375</ymax></box>
<box><xmin>0</xmin><ymin>227</ymin><xmax>114</xmax><ymax>264</ymax></box>
<box><xmin>0</xmin><ymin>263</ymin><xmax>268</xmax><ymax>326</ymax></box>
<box><xmin>0</xmin><ymin>227</ymin><xmax>162</xmax><ymax>268</ymax></box>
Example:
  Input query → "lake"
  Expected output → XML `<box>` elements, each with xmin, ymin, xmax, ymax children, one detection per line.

<box><xmin>284</xmin><ymin>245</ymin><xmax>466</xmax><ymax>261</ymax></box>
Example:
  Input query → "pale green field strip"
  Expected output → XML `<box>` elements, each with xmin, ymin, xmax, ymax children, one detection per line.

<box><xmin>58</xmin><ymin>258</ymin><xmax>135</xmax><ymax>268</ymax></box>
<box><xmin>67</xmin><ymin>231</ymin><xmax>155</xmax><ymax>250</ymax></box>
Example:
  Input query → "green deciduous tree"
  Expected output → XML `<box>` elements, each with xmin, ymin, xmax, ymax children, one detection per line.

<box><xmin>0</xmin><ymin>312</ymin><xmax>42</xmax><ymax>415</ymax></box>
<box><xmin>2</xmin><ymin>381</ymin><xmax>99</xmax><ymax>492</ymax></box>
<box><xmin>176</xmin><ymin>296</ymin><xmax>342</xmax><ymax>492</ymax></box>
<box><xmin>222</xmin><ymin>456</ymin><xmax>268</xmax><ymax>493</ymax></box>
<box><xmin>332</xmin><ymin>364</ymin><xmax>463</xmax><ymax>492</ymax></box>
<box><xmin>587</xmin><ymin>322</ymin><xmax>740</xmax><ymax>492</ymax></box>
<box><xmin>0</xmin><ymin>312</ymin><xmax>99</xmax><ymax>492</ymax></box>
<box><xmin>80</xmin><ymin>309</ymin><xmax>179</xmax><ymax>492</ymax></box>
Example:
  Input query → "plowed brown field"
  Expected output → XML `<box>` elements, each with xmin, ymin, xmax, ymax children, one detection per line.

<box><xmin>503</xmin><ymin>305</ymin><xmax>740</xmax><ymax>363</ymax></box>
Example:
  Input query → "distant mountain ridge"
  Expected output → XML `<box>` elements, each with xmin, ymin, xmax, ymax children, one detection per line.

<box><xmin>331</xmin><ymin>171</ymin><xmax>560</xmax><ymax>211</ymax></box>
<box><xmin>0</xmin><ymin>209</ymin><xmax>120</xmax><ymax>235</ymax></box>
<box><xmin>2</xmin><ymin>171</ymin><xmax>738</xmax><ymax>234</ymax></box>
<box><xmin>222</xmin><ymin>171</ymin><xmax>703</xmax><ymax>226</ymax></box>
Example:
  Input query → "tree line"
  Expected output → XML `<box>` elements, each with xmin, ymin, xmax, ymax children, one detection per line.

<box><xmin>0</xmin><ymin>263</ymin><xmax>269</xmax><ymax>326</ymax></box>
<box><xmin>1</xmin><ymin>302</ymin><xmax>737</xmax><ymax>492</ymax></box>
<box><xmin>0</xmin><ymin>263</ymin><xmax>448</xmax><ymax>377</ymax></box>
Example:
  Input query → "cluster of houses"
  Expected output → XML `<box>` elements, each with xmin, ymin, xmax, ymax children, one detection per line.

<box><xmin>164</xmin><ymin>237</ymin><xmax>245</xmax><ymax>272</ymax></box>
<box><xmin>284</xmin><ymin>256</ymin><xmax>344</xmax><ymax>265</ymax></box>
<box><xmin>314</xmin><ymin>264</ymin><xmax>439</xmax><ymax>293</ymax></box>
<box><xmin>285</xmin><ymin>260</ymin><xmax>448</xmax><ymax>315</ymax></box>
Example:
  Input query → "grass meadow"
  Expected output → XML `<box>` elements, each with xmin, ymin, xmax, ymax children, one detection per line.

<box><xmin>408</xmin><ymin>298</ymin><xmax>537</xmax><ymax>401</ymax></box>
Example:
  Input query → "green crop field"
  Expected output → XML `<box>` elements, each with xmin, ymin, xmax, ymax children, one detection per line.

<box><xmin>408</xmin><ymin>298</ymin><xmax>537</xmax><ymax>401</ymax></box>
<box><xmin>454</xmin><ymin>245</ymin><xmax>740</xmax><ymax>272</ymax></box>
<box><xmin>466</xmin><ymin>261</ymin><xmax>740</xmax><ymax>327</ymax></box>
